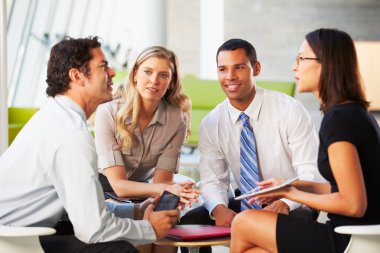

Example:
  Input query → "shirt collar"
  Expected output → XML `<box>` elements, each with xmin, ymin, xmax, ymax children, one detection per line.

<box><xmin>227</xmin><ymin>86</ymin><xmax>264</xmax><ymax>124</ymax></box>
<box><xmin>54</xmin><ymin>95</ymin><xmax>87</xmax><ymax>122</ymax></box>
<box><xmin>152</xmin><ymin>100</ymin><xmax>166</xmax><ymax>126</ymax></box>
<box><xmin>124</xmin><ymin>100</ymin><xmax>166</xmax><ymax>126</ymax></box>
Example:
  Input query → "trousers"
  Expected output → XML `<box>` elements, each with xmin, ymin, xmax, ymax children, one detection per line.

<box><xmin>39</xmin><ymin>219</ymin><xmax>138</xmax><ymax>253</ymax></box>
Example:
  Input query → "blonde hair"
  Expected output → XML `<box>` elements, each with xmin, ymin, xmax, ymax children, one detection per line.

<box><xmin>115</xmin><ymin>46</ymin><xmax>191</xmax><ymax>149</ymax></box>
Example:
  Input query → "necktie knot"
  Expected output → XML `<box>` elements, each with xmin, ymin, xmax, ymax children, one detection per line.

<box><xmin>239</xmin><ymin>113</ymin><xmax>251</xmax><ymax>129</ymax></box>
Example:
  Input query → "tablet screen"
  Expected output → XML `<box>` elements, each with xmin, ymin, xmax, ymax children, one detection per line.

<box><xmin>235</xmin><ymin>176</ymin><xmax>299</xmax><ymax>200</ymax></box>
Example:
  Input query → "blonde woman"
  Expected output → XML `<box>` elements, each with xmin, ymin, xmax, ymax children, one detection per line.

<box><xmin>94</xmin><ymin>46</ymin><xmax>199</xmax><ymax>205</ymax></box>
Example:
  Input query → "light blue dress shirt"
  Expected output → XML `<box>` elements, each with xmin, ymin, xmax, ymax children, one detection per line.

<box><xmin>0</xmin><ymin>95</ymin><xmax>156</xmax><ymax>245</ymax></box>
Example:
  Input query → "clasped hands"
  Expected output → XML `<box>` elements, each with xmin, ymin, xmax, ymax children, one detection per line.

<box><xmin>165</xmin><ymin>180</ymin><xmax>201</xmax><ymax>210</ymax></box>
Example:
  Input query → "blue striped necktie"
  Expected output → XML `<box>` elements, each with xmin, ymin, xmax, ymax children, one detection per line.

<box><xmin>239</xmin><ymin>112</ymin><xmax>262</xmax><ymax>210</ymax></box>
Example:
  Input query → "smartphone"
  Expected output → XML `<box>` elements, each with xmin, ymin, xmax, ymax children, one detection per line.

<box><xmin>154</xmin><ymin>190</ymin><xmax>180</xmax><ymax>211</ymax></box>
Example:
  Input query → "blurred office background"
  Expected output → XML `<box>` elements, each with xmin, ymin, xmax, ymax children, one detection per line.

<box><xmin>1</xmin><ymin>0</ymin><xmax>380</xmax><ymax>149</ymax></box>
<box><xmin>2</xmin><ymin>0</ymin><xmax>380</xmax><ymax>106</ymax></box>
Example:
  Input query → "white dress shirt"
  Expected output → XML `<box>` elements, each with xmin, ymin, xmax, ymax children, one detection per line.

<box><xmin>0</xmin><ymin>96</ymin><xmax>155</xmax><ymax>245</ymax></box>
<box><xmin>199</xmin><ymin>87</ymin><xmax>325</xmax><ymax>214</ymax></box>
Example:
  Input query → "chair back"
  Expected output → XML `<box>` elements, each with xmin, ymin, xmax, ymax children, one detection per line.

<box><xmin>256</xmin><ymin>80</ymin><xmax>296</xmax><ymax>97</ymax></box>
<box><xmin>8</xmin><ymin>107</ymin><xmax>39</xmax><ymax>145</ymax></box>
<box><xmin>182</xmin><ymin>76</ymin><xmax>225</xmax><ymax>147</ymax></box>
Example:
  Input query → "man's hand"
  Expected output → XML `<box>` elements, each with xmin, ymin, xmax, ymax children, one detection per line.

<box><xmin>134</xmin><ymin>197</ymin><xmax>159</xmax><ymax>220</ymax></box>
<box><xmin>211</xmin><ymin>204</ymin><xmax>237</xmax><ymax>227</ymax></box>
<box><xmin>143</xmin><ymin>204</ymin><xmax>178</xmax><ymax>240</ymax></box>
<box><xmin>263</xmin><ymin>200</ymin><xmax>290</xmax><ymax>214</ymax></box>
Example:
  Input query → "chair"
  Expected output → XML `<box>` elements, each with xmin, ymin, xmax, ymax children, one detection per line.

<box><xmin>256</xmin><ymin>80</ymin><xmax>296</xmax><ymax>97</ymax></box>
<box><xmin>182</xmin><ymin>75</ymin><xmax>226</xmax><ymax>150</ymax></box>
<box><xmin>0</xmin><ymin>225</ymin><xmax>56</xmax><ymax>253</ymax></box>
<box><xmin>8</xmin><ymin>107</ymin><xmax>39</xmax><ymax>145</ymax></box>
<box><xmin>334</xmin><ymin>224</ymin><xmax>380</xmax><ymax>253</ymax></box>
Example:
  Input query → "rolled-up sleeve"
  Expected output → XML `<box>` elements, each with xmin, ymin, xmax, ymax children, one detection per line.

<box><xmin>156</xmin><ymin>113</ymin><xmax>187</xmax><ymax>172</ymax></box>
<box><xmin>94</xmin><ymin>103</ymin><xmax>125</xmax><ymax>171</ymax></box>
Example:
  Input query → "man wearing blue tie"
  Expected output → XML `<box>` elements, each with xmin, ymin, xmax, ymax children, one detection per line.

<box><xmin>180</xmin><ymin>39</ymin><xmax>324</xmax><ymax>253</ymax></box>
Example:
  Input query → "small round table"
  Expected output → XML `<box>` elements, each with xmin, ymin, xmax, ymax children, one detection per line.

<box><xmin>155</xmin><ymin>225</ymin><xmax>230</xmax><ymax>253</ymax></box>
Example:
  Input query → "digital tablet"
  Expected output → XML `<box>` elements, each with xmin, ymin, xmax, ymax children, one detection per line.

<box><xmin>235</xmin><ymin>176</ymin><xmax>299</xmax><ymax>200</ymax></box>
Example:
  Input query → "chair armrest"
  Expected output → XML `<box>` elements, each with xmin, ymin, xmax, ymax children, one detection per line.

<box><xmin>0</xmin><ymin>226</ymin><xmax>56</xmax><ymax>237</ymax></box>
<box><xmin>334</xmin><ymin>224</ymin><xmax>380</xmax><ymax>235</ymax></box>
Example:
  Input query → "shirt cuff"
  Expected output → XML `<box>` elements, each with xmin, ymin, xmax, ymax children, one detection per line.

<box><xmin>204</xmin><ymin>199</ymin><xmax>228</xmax><ymax>220</ymax></box>
<box><xmin>106</xmin><ymin>202</ymin><xmax>135</xmax><ymax>219</ymax></box>
<box><xmin>98</xmin><ymin>150</ymin><xmax>124</xmax><ymax>171</ymax></box>
<box><xmin>136</xmin><ymin>220</ymin><xmax>157</xmax><ymax>245</ymax></box>
<box><xmin>156</xmin><ymin>157</ymin><xmax>177</xmax><ymax>171</ymax></box>
<box><xmin>281</xmin><ymin>198</ymin><xmax>301</xmax><ymax>211</ymax></box>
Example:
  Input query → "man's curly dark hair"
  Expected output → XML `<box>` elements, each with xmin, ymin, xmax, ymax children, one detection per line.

<box><xmin>46</xmin><ymin>36</ymin><xmax>101</xmax><ymax>97</ymax></box>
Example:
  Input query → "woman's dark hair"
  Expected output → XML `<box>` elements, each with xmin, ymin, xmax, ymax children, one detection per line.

<box><xmin>216</xmin><ymin>38</ymin><xmax>257</xmax><ymax>67</ymax></box>
<box><xmin>46</xmin><ymin>36</ymin><xmax>101</xmax><ymax>97</ymax></box>
<box><xmin>306</xmin><ymin>28</ymin><xmax>369</xmax><ymax>112</ymax></box>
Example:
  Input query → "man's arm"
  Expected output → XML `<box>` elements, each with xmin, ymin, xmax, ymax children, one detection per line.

<box><xmin>198</xmin><ymin>118</ymin><xmax>231</xmax><ymax>219</ymax></box>
<box><xmin>106</xmin><ymin>202</ymin><xmax>135</xmax><ymax>218</ymax></box>
<box><xmin>51</xmin><ymin>131</ymin><xmax>156</xmax><ymax>245</ymax></box>
<box><xmin>281</xmin><ymin>100</ymin><xmax>325</xmax><ymax>211</ymax></box>
<box><xmin>211</xmin><ymin>204</ymin><xmax>238</xmax><ymax>226</ymax></box>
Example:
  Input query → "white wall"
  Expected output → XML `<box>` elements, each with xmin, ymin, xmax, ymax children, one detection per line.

<box><xmin>1</xmin><ymin>0</ymin><xmax>8</xmax><ymax>153</ymax></box>
<box><xmin>7</xmin><ymin>0</ymin><xmax>167</xmax><ymax>107</ymax></box>
<box><xmin>200</xmin><ymin>0</ymin><xmax>223</xmax><ymax>80</ymax></box>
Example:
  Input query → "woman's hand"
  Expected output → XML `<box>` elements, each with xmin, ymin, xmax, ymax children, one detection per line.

<box><xmin>256</xmin><ymin>178</ymin><xmax>287</xmax><ymax>189</ymax></box>
<box><xmin>165</xmin><ymin>181</ymin><xmax>201</xmax><ymax>209</ymax></box>
<box><xmin>248</xmin><ymin>185</ymin><xmax>297</xmax><ymax>205</ymax></box>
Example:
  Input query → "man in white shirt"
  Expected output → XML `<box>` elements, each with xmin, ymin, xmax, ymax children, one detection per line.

<box><xmin>180</xmin><ymin>39</ymin><xmax>324</xmax><ymax>253</ymax></box>
<box><xmin>0</xmin><ymin>37</ymin><xmax>178</xmax><ymax>253</ymax></box>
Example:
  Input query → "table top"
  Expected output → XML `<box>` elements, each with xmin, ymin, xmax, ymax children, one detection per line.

<box><xmin>155</xmin><ymin>236</ymin><xmax>230</xmax><ymax>247</ymax></box>
<box><xmin>154</xmin><ymin>225</ymin><xmax>230</xmax><ymax>247</ymax></box>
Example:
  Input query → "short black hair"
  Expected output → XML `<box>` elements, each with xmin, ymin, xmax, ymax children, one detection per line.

<box><xmin>46</xmin><ymin>36</ymin><xmax>101</xmax><ymax>97</ymax></box>
<box><xmin>216</xmin><ymin>38</ymin><xmax>257</xmax><ymax>66</ymax></box>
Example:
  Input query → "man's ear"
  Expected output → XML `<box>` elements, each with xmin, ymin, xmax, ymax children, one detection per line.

<box><xmin>253</xmin><ymin>61</ymin><xmax>261</xmax><ymax>77</ymax></box>
<box><xmin>68</xmin><ymin>68</ymin><xmax>84</xmax><ymax>86</ymax></box>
